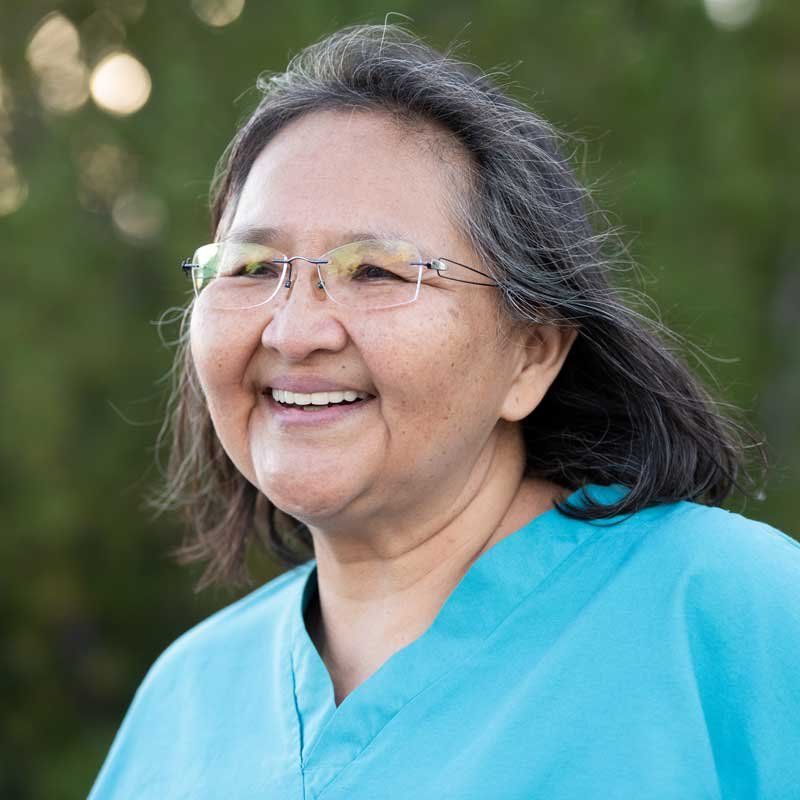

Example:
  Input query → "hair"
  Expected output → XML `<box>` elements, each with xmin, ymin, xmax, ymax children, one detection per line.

<box><xmin>153</xmin><ymin>22</ymin><xmax>768</xmax><ymax>591</ymax></box>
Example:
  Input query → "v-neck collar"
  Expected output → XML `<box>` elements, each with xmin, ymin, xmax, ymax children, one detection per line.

<box><xmin>285</xmin><ymin>482</ymin><xmax>629</xmax><ymax>788</ymax></box>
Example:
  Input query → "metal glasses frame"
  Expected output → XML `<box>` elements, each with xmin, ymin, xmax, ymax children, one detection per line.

<box><xmin>180</xmin><ymin>243</ymin><xmax>499</xmax><ymax>303</ymax></box>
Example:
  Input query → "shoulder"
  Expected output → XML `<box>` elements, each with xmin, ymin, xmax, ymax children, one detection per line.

<box><xmin>632</xmin><ymin>499</ymin><xmax>800</xmax><ymax>590</ymax></box>
<box><xmin>579</xmin><ymin>491</ymin><xmax>800</xmax><ymax>641</ymax></box>
<box><xmin>144</xmin><ymin>560</ymin><xmax>313</xmax><ymax>683</ymax></box>
<box><xmin>575</xmin><ymin>485</ymin><xmax>800</xmax><ymax>598</ymax></box>
<box><xmin>88</xmin><ymin>562</ymin><xmax>314</xmax><ymax>798</ymax></box>
<box><xmin>615</xmin><ymin>499</ymin><xmax>800</xmax><ymax>654</ymax></box>
<box><xmin>168</xmin><ymin>559</ymin><xmax>313</xmax><ymax>649</ymax></box>
<box><xmin>639</xmin><ymin>502</ymin><xmax>800</xmax><ymax>791</ymax></box>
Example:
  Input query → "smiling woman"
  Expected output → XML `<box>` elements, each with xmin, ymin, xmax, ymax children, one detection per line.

<box><xmin>88</xmin><ymin>23</ymin><xmax>800</xmax><ymax>800</ymax></box>
<box><xmin>189</xmin><ymin>109</ymin><xmax>554</xmax><ymax>547</ymax></box>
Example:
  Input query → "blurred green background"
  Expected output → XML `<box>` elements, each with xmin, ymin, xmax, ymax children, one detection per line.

<box><xmin>1</xmin><ymin>0</ymin><xmax>798</xmax><ymax>797</ymax></box>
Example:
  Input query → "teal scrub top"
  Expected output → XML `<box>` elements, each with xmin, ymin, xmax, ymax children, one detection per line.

<box><xmin>88</xmin><ymin>484</ymin><xmax>800</xmax><ymax>799</ymax></box>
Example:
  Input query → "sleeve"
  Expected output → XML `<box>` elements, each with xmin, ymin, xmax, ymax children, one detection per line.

<box><xmin>683</xmin><ymin>515</ymin><xmax>800</xmax><ymax>799</ymax></box>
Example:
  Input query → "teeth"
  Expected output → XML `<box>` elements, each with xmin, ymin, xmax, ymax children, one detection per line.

<box><xmin>312</xmin><ymin>391</ymin><xmax>343</xmax><ymax>405</ymax></box>
<box><xmin>270</xmin><ymin>388</ymin><xmax>369</xmax><ymax>406</ymax></box>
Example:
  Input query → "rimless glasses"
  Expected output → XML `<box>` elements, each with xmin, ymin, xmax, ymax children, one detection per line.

<box><xmin>181</xmin><ymin>238</ymin><xmax>499</xmax><ymax>311</ymax></box>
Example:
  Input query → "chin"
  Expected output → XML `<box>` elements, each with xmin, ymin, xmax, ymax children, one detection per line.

<box><xmin>258</xmin><ymin>475</ymin><xmax>355</xmax><ymax>526</ymax></box>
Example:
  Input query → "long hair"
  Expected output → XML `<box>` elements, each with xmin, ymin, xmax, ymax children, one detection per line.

<box><xmin>153</xmin><ymin>23</ymin><xmax>768</xmax><ymax>590</ymax></box>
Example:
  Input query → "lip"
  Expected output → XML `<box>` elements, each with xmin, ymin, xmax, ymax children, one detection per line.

<box><xmin>267</xmin><ymin>376</ymin><xmax>375</xmax><ymax>396</ymax></box>
<box><xmin>262</xmin><ymin>391</ymin><xmax>375</xmax><ymax>426</ymax></box>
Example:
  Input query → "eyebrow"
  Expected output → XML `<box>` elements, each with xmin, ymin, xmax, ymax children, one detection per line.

<box><xmin>221</xmin><ymin>224</ymin><xmax>425</xmax><ymax>253</ymax></box>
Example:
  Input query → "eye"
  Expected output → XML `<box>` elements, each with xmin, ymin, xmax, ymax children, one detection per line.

<box><xmin>237</xmin><ymin>260</ymin><xmax>283</xmax><ymax>278</ymax></box>
<box><xmin>351</xmin><ymin>263</ymin><xmax>406</xmax><ymax>281</ymax></box>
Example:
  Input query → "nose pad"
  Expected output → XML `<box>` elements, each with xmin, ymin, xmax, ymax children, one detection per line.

<box><xmin>278</xmin><ymin>260</ymin><xmax>329</xmax><ymax>301</ymax></box>
<box><xmin>314</xmin><ymin>263</ymin><xmax>329</xmax><ymax>296</ymax></box>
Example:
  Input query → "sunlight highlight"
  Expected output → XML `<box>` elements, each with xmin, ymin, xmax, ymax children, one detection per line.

<box><xmin>703</xmin><ymin>0</ymin><xmax>760</xmax><ymax>29</ymax></box>
<box><xmin>90</xmin><ymin>52</ymin><xmax>152</xmax><ymax>116</ymax></box>
<box><xmin>0</xmin><ymin>151</ymin><xmax>28</xmax><ymax>217</ymax></box>
<box><xmin>26</xmin><ymin>13</ymin><xmax>89</xmax><ymax>114</ymax></box>
<box><xmin>191</xmin><ymin>0</ymin><xmax>246</xmax><ymax>28</ymax></box>
<box><xmin>112</xmin><ymin>189</ymin><xmax>167</xmax><ymax>242</ymax></box>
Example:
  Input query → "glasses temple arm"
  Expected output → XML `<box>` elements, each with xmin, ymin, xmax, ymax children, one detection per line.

<box><xmin>416</xmin><ymin>257</ymin><xmax>498</xmax><ymax>286</ymax></box>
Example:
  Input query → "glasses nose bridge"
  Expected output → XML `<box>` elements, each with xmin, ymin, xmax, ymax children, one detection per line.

<box><xmin>276</xmin><ymin>254</ymin><xmax>328</xmax><ymax>301</ymax></box>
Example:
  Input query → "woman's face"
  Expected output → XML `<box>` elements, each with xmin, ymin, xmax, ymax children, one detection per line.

<box><xmin>190</xmin><ymin>110</ymin><xmax>539</xmax><ymax>533</ymax></box>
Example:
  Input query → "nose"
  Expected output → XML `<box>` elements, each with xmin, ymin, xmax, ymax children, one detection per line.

<box><xmin>260</xmin><ymin>259</ymin><xmax>348</xmax><ymax>361</ymax></box>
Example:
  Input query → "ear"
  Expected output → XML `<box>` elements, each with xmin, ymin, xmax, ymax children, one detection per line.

<box><xmin>499</xmin><ymin>324</ymin><xmax>579</xmax><ymax>422</ymax></box>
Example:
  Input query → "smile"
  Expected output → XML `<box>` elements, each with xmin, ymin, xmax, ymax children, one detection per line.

<box><xmin>263</xmin><ymin>388</ymin><xmax>375</xmax><ymax>423</ymax></box>
<box><xmin>270</xmin><ymin>388</ymin><xmax>371</xmax><ymax>408</ymax></box>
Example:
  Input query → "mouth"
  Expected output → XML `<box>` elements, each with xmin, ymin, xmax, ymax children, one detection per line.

<box><xmin>262</xmin><ymin>387</ymin><xmax>376</xmax><ymax>419</ymax></box>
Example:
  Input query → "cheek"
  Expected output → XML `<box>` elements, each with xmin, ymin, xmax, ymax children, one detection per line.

<box><xmin>365</xmin><ymin>305</ymin><xmax>499</xmax><ymax>432</ymax></box>
<box><xmin>189</xmin><ymin>309</ymin><xmax>257</xmax><ymax>461</ymax></box>
<box><xmin>189</xmin><ymin>307</ymin><xmax>250</xmax><ymax>393</ymax></box>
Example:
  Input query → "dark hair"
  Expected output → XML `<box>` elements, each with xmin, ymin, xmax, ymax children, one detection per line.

<box><xmin>154</xmin><ymin>23</ymin><xmax>768</xmax><ymax>590</ymax></box>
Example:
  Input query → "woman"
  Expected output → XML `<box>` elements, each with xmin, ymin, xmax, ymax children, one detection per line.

<box><xmin>89</xmin><ymin>24</ymin><xmax>800</xmax><ymax>799</ymax></box>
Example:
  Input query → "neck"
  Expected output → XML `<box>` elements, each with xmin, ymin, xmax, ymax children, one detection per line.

<box><xmin>304</xmin><ymin>422</ymin><xmax>568</xmax><ymax>705</ymax></box>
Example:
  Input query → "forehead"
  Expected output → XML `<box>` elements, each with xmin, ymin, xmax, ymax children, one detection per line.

<box><xmin>226</xmin><ymin>109</ymin><xmax>469</xmax><ymax>254</ymax></box>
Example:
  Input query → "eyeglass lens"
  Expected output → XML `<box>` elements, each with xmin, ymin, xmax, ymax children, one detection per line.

<box><xmin>190</xmin><ymin>239</ymin><xmax>423</xmax><ymax>310</ymax></box>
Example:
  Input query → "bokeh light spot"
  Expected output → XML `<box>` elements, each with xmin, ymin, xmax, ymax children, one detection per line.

<box><xmin>94</xmin><ymin>0</ymin><xmax>147</xmax><ymax>24</ymax></box>
<box><xmin>90</xmin><ymin>52</ymin><xmax>152</xmax><ymax>116</ymax></box>
<box><xmin>0</xmin><ymin>157</ymin><xmax>29</xmax><ymax>217</ymax></box>
<box><xmin>112</xmin><ymin>189</ymin><xmax>167</xmax><ymax>242</ymax></box>
<box><xmin>26</xmin><ymin>13</ymin><xmax>89</xmax><ymax>114</ymax></box>
<box><xmin>37</xmin><ymin>62</ymin><xmax>90</xmax><ymax>114</ymax></box>
<box><xmin>0</xmin><ymin>66</ymin><xmax>13</xmax><ymax>136</ymax></box>
<box><xmin>191</xmin><ymin>0</ymin><xmax>245</xmax><ymax>28</ymax></box>
<box><xmin>703</xmin><ymin>0</ymin><xmax>760</xmax><ymax>30</ymax></box>
<box><xmin>77</xmin><ymin>141</ymin><xmax>138</xmax><ymax>209</ymax></box>
<box><xmin>26</xmin><ymin>12</ymin><xmax>81</xmax><ymax>69</ymax></box>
